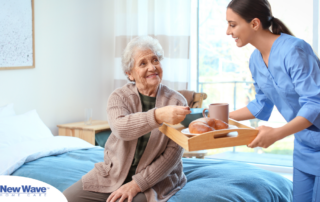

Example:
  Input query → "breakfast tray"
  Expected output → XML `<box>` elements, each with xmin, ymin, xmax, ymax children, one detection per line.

<box><xmin>159</xmin><ymin>119</ymin><xmax>258</xmax><ymax>151</ymax></box>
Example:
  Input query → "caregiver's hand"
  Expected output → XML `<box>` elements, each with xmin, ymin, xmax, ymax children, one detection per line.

<box><xmin>247</xmin><ymin>125</ymin><xmax>281</xmax><ymax>148</ymax></box>
<box><xmin>107</xmin><ymin>180</ymin><xmax>141</xmax><ymax>202</ymax></box>
<box><xmin>155</xmin><ymin>106</ymin><xmax>191</xmax><ymax>125</ymax></box>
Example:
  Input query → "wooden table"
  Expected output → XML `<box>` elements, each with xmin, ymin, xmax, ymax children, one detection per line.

<box><xmin>57</xmin><ymin>120</ymin><xmax>110</xmax><ymax>145</ymax></box>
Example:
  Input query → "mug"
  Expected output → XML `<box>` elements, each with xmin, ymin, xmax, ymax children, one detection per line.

<box><xmin>202</xmin><ymin>103</ymin><xmax>229</xmax><ymax>123</ymax></box>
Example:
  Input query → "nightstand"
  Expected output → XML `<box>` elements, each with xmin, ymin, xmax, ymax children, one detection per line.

<box><xmin>57</xmin><ymin>120</ymin><xmax>110</xmax><ymax>145</ymax></box>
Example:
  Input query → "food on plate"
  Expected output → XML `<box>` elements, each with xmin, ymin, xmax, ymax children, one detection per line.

<box><xmin>214</xmin><ymin>119</ymin><xmax>229</xmax><ymax>130</ymax></box>
<box><xmin>189</xmin><ymin>117</ymin><xmax>228</xmax><ymax>134</ymax></box>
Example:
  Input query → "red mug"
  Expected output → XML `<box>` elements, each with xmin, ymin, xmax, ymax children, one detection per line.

<box><xmin>202</xmin><ymin>103</ymin><xmax>229</xmax><ymax>123</ymax></box>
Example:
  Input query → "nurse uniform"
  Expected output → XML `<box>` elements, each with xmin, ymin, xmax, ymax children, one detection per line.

<box><xmin>247</xmin><ymin>33</ymin><xmax>320</xmax><ymax>201</ymax></box>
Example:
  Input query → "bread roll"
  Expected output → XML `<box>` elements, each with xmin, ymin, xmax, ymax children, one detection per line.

<box><xmin>189</xmin><ymin>117</ymin><xmax>228</xmax><ymax>134</ymax></box>
<box><xmin>214</xmin><ymin>119</ymin><xmax>229</xmax><ymax>130</ymax></box>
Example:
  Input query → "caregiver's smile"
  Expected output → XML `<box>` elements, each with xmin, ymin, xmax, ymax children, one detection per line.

<box><xmin>226</xmin><ymin>8</ymin><xmax>255</xmax><ymax>47</ymax></box>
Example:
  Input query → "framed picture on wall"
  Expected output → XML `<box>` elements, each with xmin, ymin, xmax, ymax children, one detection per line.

<box><xmin>0</xmin><ymin>0</ymin><xmax>35</xmax><ymax>70</ymax></box>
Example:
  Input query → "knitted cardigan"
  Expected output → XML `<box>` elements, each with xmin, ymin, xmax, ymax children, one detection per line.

<box><xmin>82</xmin><ymin>83</ymin><xmax>187</xmax><ymax>202</ymax></box>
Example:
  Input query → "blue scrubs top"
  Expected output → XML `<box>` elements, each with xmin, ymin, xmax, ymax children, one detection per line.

<box><xmin>247</xmin><ymin>33</ymin><xmax>320</xmax><ymax>176</ymax></box>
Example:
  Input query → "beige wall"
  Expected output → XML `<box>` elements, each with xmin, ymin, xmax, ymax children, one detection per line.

<box><xmin>0</xmin><ymin>0</ymin><xmax>115</xmax><ymax>135</ymax></box>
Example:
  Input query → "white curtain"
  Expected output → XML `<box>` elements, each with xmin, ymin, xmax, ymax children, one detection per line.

<box><xmin>113</xmin><ymin>0</ymin><xmax>191</xmax><ymax>90</ymax></box>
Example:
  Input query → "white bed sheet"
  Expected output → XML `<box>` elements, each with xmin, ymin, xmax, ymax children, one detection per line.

<box><xmin>0</xmin><ymin>136</ymin><xmax>96</xmax><ymax>175</ymax></box>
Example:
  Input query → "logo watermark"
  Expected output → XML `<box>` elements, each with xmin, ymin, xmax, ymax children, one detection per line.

<box><xmin>0</xmin><ymin>185</ymin><xmax>50</xmax><ymax>197</ymax></box>
<box><xmin>0</xmin><ymin>176</ymin><xmax>67</xmax><ymax>202</ymax></box>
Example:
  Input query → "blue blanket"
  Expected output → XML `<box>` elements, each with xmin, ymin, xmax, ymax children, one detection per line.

<box><xmin>171</xmin><ymin>158</ymin><xmax>292</xmax><ymax>202</ymax></box>
<box><xmin>12</xmin><ymin>147</ymin><xmax>104</xmax><ymax>192</ymax></box>
<box><xmin>12</xmin><ymin>147</ymin><xmax>292</xmax><ymax>201</ymax></box>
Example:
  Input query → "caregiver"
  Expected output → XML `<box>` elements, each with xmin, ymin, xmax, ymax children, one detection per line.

<box><xmin>226</xmin><ymin>0</ymin><xmax>320</xmax><ymax>201</ymax></box>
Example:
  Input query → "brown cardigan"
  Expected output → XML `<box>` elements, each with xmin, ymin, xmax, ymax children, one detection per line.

<box><xmin>82</xmin><ymin>83</ymin><xmax>187</xmax><ymax>202</ymax></box>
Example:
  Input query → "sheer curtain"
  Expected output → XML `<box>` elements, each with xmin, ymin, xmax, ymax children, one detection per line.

<box><xmin>113</xmin><ymin>0</ymin><xmax>191</xmax><ymax>90</ymax></box>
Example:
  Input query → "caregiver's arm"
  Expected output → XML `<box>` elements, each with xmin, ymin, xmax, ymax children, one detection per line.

<box><xmin>229</xmin><ymin>107</ymin><xmax>255</xmax><ymax>121</ymax></box>
<box><xmin>277</xmin><ymin>116</ymin><xmax>312</xmax><ymax>138</ymax></box>
<box><xmin>248</xmin><ymin>116</ymin><xmax>312</xmax><ymax>148</ymax></box>
<box><xmin>231</xmin><ymin>76</ymin><xmax>274</xmax><ymax>122</ymax></box>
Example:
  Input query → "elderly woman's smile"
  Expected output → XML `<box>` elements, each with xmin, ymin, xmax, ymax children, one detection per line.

<box><xmin>127</xmin><ymin>49</ymin><xmax>163</xmax><ymax>96</ymax></box>
<box><xmin>146</xmin><ymin>73</ymin><xmax>158</xmax><ymax>77</ymax></box>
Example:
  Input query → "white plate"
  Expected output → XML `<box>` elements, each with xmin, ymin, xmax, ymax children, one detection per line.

<box><xmin>181</xmin><ymin>125</ymin><xmax>238</xmax><ymax>137</ymax></box>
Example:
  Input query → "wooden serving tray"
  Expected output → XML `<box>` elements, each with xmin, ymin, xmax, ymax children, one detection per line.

<box><xmin>159</xmin><ymin>119</ymin><xmax>258</xmax><ymax>151</ymax></box>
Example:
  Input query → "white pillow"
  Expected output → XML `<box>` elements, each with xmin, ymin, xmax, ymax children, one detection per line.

<box><xmin>0</xmin><ymin>103</ymin><xmax>16</xmax><ymax>118</ymax></box>
<box><xmin>0</xmin><ymin>110</ymin><xmax>53</xmax><ymax>149</ymax></box>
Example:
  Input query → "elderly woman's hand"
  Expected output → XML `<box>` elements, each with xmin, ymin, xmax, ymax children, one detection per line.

<box><xmin>107</xmin><ymin>180</ymin><xmax>141</xmax><ymax>202</ymax></box>
<box><xmin>155</xmin><ymin>106</ymin><xmax>191</xmax><ymax>125</ymax></box>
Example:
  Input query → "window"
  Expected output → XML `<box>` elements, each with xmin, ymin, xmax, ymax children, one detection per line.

<box><xmin>195</xmin><ymin>0</ymin><xmax>318</xmax><ymax>167</ymax></box>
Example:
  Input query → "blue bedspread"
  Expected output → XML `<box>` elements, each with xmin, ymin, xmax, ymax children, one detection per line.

<box><xmin>12</xmin><ymin>147</ymin><xmax>293</xmax><ymax>201</ymax></box>
<box><xmin>12</xmin><ymin>147</ymin><xmax>104</xmax><ymax>192</ymax></box>
<box><xmin>171</xmin><ymin>158</ymin><xmax>292</xmax><ymax>202</ymax></box>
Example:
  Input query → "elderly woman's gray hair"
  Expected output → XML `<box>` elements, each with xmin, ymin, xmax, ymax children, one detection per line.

<box><xmin>122</xmin><ymin>36</ymin><xmax>164</xmax><ymax>79</ymax></box>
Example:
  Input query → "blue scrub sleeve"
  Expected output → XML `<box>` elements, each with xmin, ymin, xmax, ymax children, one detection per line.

<box><xmin>247</xmin><ymin>79</ymin><xmax>274</xmax><ymax>121</ymax></box>
<box><xmin>287</xmin><ymin>47</ymin><xmax>320</xmax><ymax>129</ymax></box>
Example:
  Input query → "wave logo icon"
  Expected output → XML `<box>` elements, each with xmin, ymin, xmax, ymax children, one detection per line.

<box><xmin>0</xmin><ymin>176</ymin><xmax>67</xmax><ymax>202</ymax></box>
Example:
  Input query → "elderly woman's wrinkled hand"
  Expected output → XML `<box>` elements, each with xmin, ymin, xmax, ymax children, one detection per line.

<box><xmin>106</xmin><ymin>180</ymin><xmax>141</xmax><ymax>202</ymax></box>
<box><xmin>155</xmin><ymin>106</ymin><xmax>191</xmax><ymax>125</ymax></box>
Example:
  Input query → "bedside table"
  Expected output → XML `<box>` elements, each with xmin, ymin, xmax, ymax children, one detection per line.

<box><xmin>57</xmin><ymin>120</ymin><xmax>110</xmax><ymax>145</ymax></box>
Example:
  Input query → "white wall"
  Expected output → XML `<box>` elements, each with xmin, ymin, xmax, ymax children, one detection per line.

<box><xmin>102</xmin><ymin>0</ymin><xmax>115</xmax><ymax>122</ymax></box>
<box><xmin>0</xmin><ymin>0</ymin><xmax>115</xmax><ymax>135</ymax></box>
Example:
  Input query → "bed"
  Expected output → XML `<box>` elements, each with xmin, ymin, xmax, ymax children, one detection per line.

<box><xmin>1</xmin><ymin>137</ymin><xmax>292</xmax><ymax>202</ymax></box>
<box><xmin>0</xmin><ymin>104</ymin><xmax>293</xmax><ymax>202</ymax></box>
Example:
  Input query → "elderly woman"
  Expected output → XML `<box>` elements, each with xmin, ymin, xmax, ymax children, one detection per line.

<box><xmin>63</xmin><ymin>36</ymin><xmax>191</xmax><ymax>202</ymax></box>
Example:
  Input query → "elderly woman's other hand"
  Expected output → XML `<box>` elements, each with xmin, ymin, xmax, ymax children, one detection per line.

<box><xmin>107</xmin><ymin>180</ymin><xmax>141</xmax><ymax>202</ymax></box>
<box><xmin>155</xmin><ymin>106</ymin><xmax>191</xmax><ymax>125</ymax></box>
